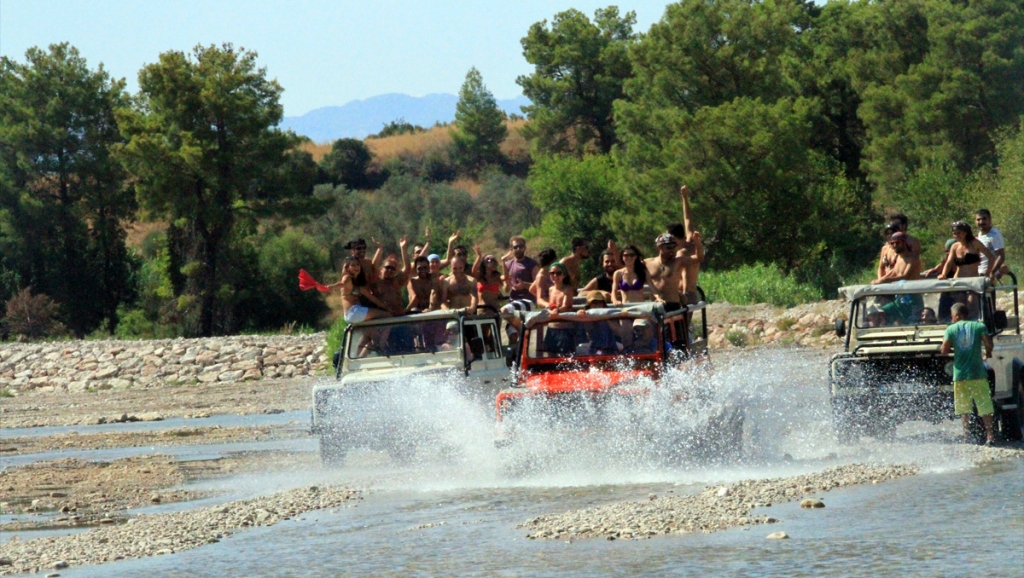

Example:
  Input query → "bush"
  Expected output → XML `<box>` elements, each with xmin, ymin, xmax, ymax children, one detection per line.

<box><xmin>324</xmin><ymin>316</ymin><xmax>347</xmax><ymax>369</ymax></box>
<box><xmin>699</xmin><ymin>263</ymin><xmax>822</xmax><ymax>308</ymax></box>
<box><xmin>725</xmin><ymin>329</ymin><xmax>749</xmax><ymax>347</ymax></box>
<box><xmin>3</xmin><ymin>287</ymin><xmax>66</xmax><ymax>340</ymax></box>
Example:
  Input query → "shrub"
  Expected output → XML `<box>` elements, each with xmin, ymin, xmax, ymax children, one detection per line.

<box><xmin>699</xmin><ymin>264</ymin><xmax>822</xmax><ymax>308</ymax></box>
<box><xmin>324</xmin><ymin>316</ymin><xmax>347</xmax><ymax>372</ymax></box>
<box><xmin>725</xmin><ymin>329</ymin><xmax>749</xmax><ymax>347</ymax></box>
<box><xmin>3</xmin><ymin>288</ymin><xmax>65</xmax><ymax>340</ymax></box>
<box><xmin>776</xmin><ymin>317</ymin><xmax>797</xmax><ymax>332</ymax></box>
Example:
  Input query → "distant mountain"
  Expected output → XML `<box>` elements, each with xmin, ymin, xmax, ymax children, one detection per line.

<box><xmin>280</xmin><ymin>93</ymin><xmax>531</xmax><ymax>143</ymax></box>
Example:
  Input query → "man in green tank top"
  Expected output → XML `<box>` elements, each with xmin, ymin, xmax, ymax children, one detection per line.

<box><xmin>940</xmin><ymin>302</ymin><xmax>995</xmax><ymax>445</ymax></box>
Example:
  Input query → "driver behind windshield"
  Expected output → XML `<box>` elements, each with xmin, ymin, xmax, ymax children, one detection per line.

<box><xmin>623</xmin><ymin>318</ymin><xmax>657</xmax><ymax>353</ymax></box>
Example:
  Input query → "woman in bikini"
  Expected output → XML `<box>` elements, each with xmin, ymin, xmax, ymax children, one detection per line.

<box><xmin>939</xmin><ymin>221</ymin><xmax>996</xmax><ymax>279</ymax></box>
<box><xmin>334</xmin><ymin>256</ymin><xmax>391</xmax><ymax>324</ymax></box>
<box><xmin>544</xmin><ymin>262</ymin><xmax>576</xmax><ymax>313</ymax></box>
<box><xmin>611</xmin><ymin>245</ymin><xmax>647</xmax><ymax>304</ymax></box>
<box><xmin>530</xmin><ymin>248</ymin><xmax>558</xmax><ymax>305</ymax></box>
<box><xmin>472</xmin><ymin>246</ymin><xmax>504</xmax><ymax>313</ymax></box>
<box><xmin>939</xmin><ymin>221</ymin><xmax>997</xmax><ymax>317</ymax></box>
<box><xmin>441</xmin><ymin>257</ymin><xmax>478</xmax><ymax>312</ymax></box>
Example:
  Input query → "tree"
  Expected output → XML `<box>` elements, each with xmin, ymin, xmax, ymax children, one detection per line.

<box><xmin>320</xmin><ymin>138</ymin><xmax>372</xmax><ymax>190</ymax></box>
<box><xmin>117</xmin><ymin>44</ymin><xmax>314</xmax><ymax>336</ymax></box>
<box><xmin>0</xmin><ymin>43</ymin><xmax>133</xmax><ymax>336</ymax></box>
<box><xmin>528</xmin><ymin>154</ymin><xmax>619</xmax><ymax>257</ymax></box>
<box><xmin>517</xmin><ymin>7</ymin><xmax>636</xmax><ymax>155</ymax></box>
<box><xmin>451</xmin><ymin>68</ymin><xmax>507</xmax><ymax>174</ymax></box>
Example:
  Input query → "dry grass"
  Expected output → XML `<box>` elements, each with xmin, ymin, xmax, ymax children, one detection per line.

<box><xmin>451</xmin><ymin>178</ymin><xmax>482</xmax><ymax>198</ymax></box>
<box><xmin>300</xmin><ymin>119</ymin><xmax>530</xmax><ymax>167</ymax></box>
<box><xmin>125</xmin><ymin>221</ymin><xmax>167</xmax><ymax>250</ymax></box>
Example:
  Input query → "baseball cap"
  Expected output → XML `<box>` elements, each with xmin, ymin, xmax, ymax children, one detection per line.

<box><xmin>655</xmin><ymin>233</ymin><xmax>676</xmax><ymax>246</ymax></box>
<box><xmin>427</xmin><ymin>254</ymin><xmax>441</xmax><ymax>262</ymax></box>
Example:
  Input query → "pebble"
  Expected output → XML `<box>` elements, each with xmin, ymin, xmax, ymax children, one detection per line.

<box><xmin>521</xmin><ymin>464</ymin><xmax>918</xmax><ymax>541</ymax></box>
<box><xmin>0</xmin><ymin>485</ymin><xmax>359</xmax><ymax>575</ymax></box>
<box><xmin>800</xmin><ymin>499</ymin><xmax>825</xmax><ymax>509</ymax></box>
<box><xmin>766</xmin><ymin>531</ymin><xmax>789</xmax><ymax>540</ymax></box>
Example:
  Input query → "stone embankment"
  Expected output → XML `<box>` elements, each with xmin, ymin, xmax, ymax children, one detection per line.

<box><xmin>0</xmin><ymin>334</ymin><xmax>329</xmax><ymax>394</ymax></box>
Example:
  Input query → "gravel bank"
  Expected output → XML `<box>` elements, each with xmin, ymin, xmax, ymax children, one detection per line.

<box><xmin>0</xmin><ymin>484</ymin><xmax>359</xmax><ymax>575</ymax></box>
<box><xmin>1</xmin><ymin>424</ymin><xmax>306</xmax><ymax>455</ymax></box>
<box><xmin>520</xmin><ymin>445</ymin><xmax>1023</xmax><ymax>541</ymax></box>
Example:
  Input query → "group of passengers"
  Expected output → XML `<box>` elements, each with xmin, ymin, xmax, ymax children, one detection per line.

<box><xmin>865</xmin><ymin>209</ymin><xmax>1010</xmax><ymax>326</ymax></box>
<box><xmin>334</xmin><ymin>186</ymin><xmax>707</xmax><ymax>331</ymax></box>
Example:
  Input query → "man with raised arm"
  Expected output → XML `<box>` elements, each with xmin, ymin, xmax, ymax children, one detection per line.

<box><xmin>668</xmin><ymin>185</ymin><xmax>705</xmax><ymax>306</ymax></box>
<box><xmin>871</xmin><ymin>232</ymin><xmax>921</xmax><ymax>284</ymax></box>
<box><xmin>374</xmin><ymin>237</ymin><xmax>411</xmax><ymax>316</ymax></box>
<box><xmin>645</xmin><ymin>233</ymin><xmax>697</xmax><ymax>312</ymax></box>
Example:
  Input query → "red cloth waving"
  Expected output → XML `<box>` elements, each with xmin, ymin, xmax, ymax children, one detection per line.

<box><xmin>298</xmin><ymin>269</ymin><xmax>331</xmax><ymax>293</ymax></box>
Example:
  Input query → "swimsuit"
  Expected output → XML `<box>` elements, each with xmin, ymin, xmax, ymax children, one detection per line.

<box><xmin>618</xmin><ymin>277</ymin><xmax>644</xmax><ymax>292</ymax></box>
<box><xmin>477</xmin><ymin>280</ymin><xmax>502</xmax><ymax>294</ymax></box>
<box><xmin>954</xmin><ymin>253</ymin><xmax>981</xmax><ymax>266</ymax></box>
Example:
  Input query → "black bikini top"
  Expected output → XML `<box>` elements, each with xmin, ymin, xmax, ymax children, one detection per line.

<box><xmin>954</xmin><ymin>253</ymin><xmax>981</xmax><ymax>266</ymax></box>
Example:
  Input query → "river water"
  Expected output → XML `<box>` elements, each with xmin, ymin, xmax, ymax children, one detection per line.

<box><xmin>15</xmin><ymin>349</ymin><xmax>1024</xmax><ymax>576</ymax></box>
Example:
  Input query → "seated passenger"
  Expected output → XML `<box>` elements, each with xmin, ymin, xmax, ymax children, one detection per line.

<box><xmin>582</xmin><ymin>250</ymin><xmax>618</xmax><ymax>293</ymax></box>
<box><xmin>881</xmin><ymin>293</ymin><xmax>924</xmax><ymax>325</ymax></box>
<box><xmin>439</xmin><ymin>320</ymin><xmax>473</xmax><ymax>360</ymax></box>
<box><xmin>580</xmin><ymin>291</ymin><xmax>620</xmax><ymax>355</ymax></box>
<box><xmin>624</xmin><ymin>319</ymin><xmax>657</xmax><ymax>353</ymax></box>
<box><xmin>865</xmin><ymin>305</ymin><xmax>888</xmax><ymax>328</ymax></box>
<box><xmin>919</xmin><ymin>307</ymin><xmax>938</xmax><ymax>324</ymax></box>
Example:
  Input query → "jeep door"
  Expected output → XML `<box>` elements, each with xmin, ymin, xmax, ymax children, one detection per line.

<box><xmin>463</xmin><ymin>318</ymin><xmax>510</xmax><ymax>403</ymax></box>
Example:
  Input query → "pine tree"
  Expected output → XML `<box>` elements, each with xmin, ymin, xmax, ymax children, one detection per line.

<box><xmin>451</xmin><ymin>68</ymin><xmax>507</xmax><ymax>175</ymax></box>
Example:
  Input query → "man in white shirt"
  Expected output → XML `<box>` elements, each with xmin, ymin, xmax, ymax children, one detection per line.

<box><xmin>974</xmin><ymin>208</ymin><xmax>1006</xmax><ymax>278</ymax></box>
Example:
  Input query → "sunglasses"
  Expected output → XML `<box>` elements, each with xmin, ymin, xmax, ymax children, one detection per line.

<box><xmin>622</xmin><ymin>253</ymin><xmax>637</xmax><ymax>258</ymax></box>
<box><xmin>549</xmin><ymin>270</ymin><xmax>563</xmax><ymax>276</ymax></box>
<box><xmin>384</xmin><ymin>265</ymin><xmax>397</xmax><ymax>271</ymax></box>
<box><xmin>512</xmin><ymin>244</ymin><xmax>525</xmax><ymax>249</ymax></box>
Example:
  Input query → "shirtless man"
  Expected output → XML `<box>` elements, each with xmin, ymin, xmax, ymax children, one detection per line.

<box><xmin>871</xmin><ymin>232</ymin><xmax>921</xmax><ymax>284</ymax></box>
<box><xmin>426</xmin><ymin>254</ymin><xmax>445</xmax><ymax>310</ymax></box>
<box><xmin>407</xmin><ymin>256</ymin><xmax>434</xmax><ymax>312</ymax></box>
<box><xmin>668</xmin><ymin>185</ymin><xmax>705</xmax><ymax>306</ymax></box>
<box><xmin>441</xmin><ymin>257</ymin><xmax>478</xmax><ymax>312</ymax></box>
<box><xmin>374</xmin><ymin>237</ymin><xmax>411</xmax><ymax>315</ymax></box>
<box><xmin>888</xmin><ymin>213</ymin><xmax>922</xmax><ymax>257</ymax></box>
<box><xmin>560</xmin><ymin>237</ymin><xmax>590</xmax><ymax>289</ymax></box>
<box><xmin>645</xmin><ymin>234</ymin><xmax>697</xmax><ymax>312</ymax></box>
<box><xmin>876</xmin><ymin>224</ymin><xmax>899</xmax><ymax>280</ymax></box>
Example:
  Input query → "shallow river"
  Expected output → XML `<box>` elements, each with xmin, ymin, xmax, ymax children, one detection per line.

<box><xmin>16</xmin><ymin>349</ymin><xmax>1024</xmax><ymax>576</ymax></box>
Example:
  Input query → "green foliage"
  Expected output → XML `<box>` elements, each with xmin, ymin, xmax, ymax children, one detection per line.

<box><xmin>117</xmin><ymin>43</ymin><xmax>319</xmax><ymax>336</ymax></box>
<box><xmin>324</xmin><ymin>316</ymin><xmax>347</xmax><ymax>363</ymax></box>
<box><xmin>699</xmin><ymin>264</ymin><xmax>822</xmax><ymax>308</ymax></box>
<box><xmin>528</xmin><ymin>154</ymin><xmax>619</xmax><ymax>255</ymax></box>
<box><xmin>252</xmin><ymin>229</ymin><xmax>331</xmax><ymax>329</ymax></box>
<box><xmin>0</xmin><ymin>43</ymin><xmax>134</xmax><ymax>336</ymax></box>
<box><xmin>320</xmin><ymin>138</ymin><xmax>373</xmax><ymax>190</ymax></box>
<box><xmin>474</xmin><ymin>171</ymin><xmax>542</xmax><ymax>246</ymax></box>
<box><xmin>518</xmin><ymin>7</ymin><xmax>636</xmax><ymax>154</ymax></box>
<box><xmin>725</xmin><ymin>329</ymin><xmax>749</xmax><ymax>348</ymax></box>
<box><xmin>0</xmin><ymin>388</ymin><xmax>14</xmax><ymax>398</ymax></box>
<box><xmin>369</xmin><ymin>119</ymin><xmax>424</xmax><ymax>139</ymax></box>
<box><xmin>3</xmin><ymin>287</ymin><xmax>66</xmax><ymax>340</ymax></box>
<box><xmin>451</xmin><ymin>68</ymin><xmax>508</xmax><ymax>175</ymax></box>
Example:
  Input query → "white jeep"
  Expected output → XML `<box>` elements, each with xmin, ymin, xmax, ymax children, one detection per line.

<box><xmin>831</xmin><ymin>276</ymin><xmax>1023</xmax><ymax>443</ymax></box>
<box><xmin>311</xmin><ymin>309</ymin><xmax>510</xmax><ymax>465</ymax></box>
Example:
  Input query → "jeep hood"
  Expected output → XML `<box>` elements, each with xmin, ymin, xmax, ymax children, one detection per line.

<box><xmin>523</xmin><ymin>369</ymin><xmax>653</xmax><ymax>394</ymax></box>
<box><xmin>338</xmin><ymin>363</ymin><xmax>460</xmax><ymax>387</ymax></box>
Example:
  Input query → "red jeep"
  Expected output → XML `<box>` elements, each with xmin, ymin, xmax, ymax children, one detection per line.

<box><xmin>495</xmin><ymin>299</ymin><xmax>743</xmax><ymax>463</ymax></box>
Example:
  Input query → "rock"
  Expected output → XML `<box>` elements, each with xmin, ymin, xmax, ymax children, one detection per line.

<box><xmin>800</xmin><ymin>499</ymin><xmax>825</xmax><ymax>508</ymax></box>
<box><xmin>53</xmin><ymin>560</ymin><xmax>69</xmax><ymax>569</ymax></box>
<box><xmin>136</xmin><ymin>412</ymin><xmax>164</xmax><ymax>422</ymax></box>
<box><xmin>766</xmin><ymin>531</ymin><xmax>790</xmax><ymax>539</ymax></box>
<box><xmin>0</xmin><ymin>557</ymin><xmax>12</xmax><ymax>566</ymax></box>
<box><xmin>717</xmin><ymin>487</ymin><xmax>731</xmax><ymax>497</ymax></box>
<box><xmin>218</xmin><ymin>370</ymin><xmax>245</xmax><ymax>382</ymax></box>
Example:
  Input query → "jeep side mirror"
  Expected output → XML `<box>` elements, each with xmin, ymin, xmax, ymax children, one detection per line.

<box><xmin>993</xmin><ymin>310</ymin><xmax>1008</xmax><ymax>330</ymax></box>
<box><xmin>835</xmin><ymin>318</ymin><xmax>846</xmax><ymax>338</ymax></box>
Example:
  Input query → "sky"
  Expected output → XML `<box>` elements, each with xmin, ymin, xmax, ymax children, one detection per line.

<box><xmin>1</xmin><ymin>0</ymin><xmax>676</xmax><ymax>117</ymax></box>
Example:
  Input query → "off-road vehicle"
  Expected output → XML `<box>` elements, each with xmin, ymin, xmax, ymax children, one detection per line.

<box><xmin>495</xmin><ymin>296</ymin><xmax>743</xmax><ymax>462</ymax></box>
<box><xmin>831</xmin><ymin>275</ymin><xmax>1023</xmax><ymax>442</ymax></box>
<box><xmin>311</xmin><ymin>309</ymin><xmax>509</xmax><ymax>464</ymax></box>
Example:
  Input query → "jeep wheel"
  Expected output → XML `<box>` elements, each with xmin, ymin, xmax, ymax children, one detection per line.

<box><xmin>998</xmin><ymin>379</ymin><xmax>1023</xmax><ymax>442</ymax></box>
<box><xmin>832</xmin><ymin>399</ymin><xmax>859</xmax><ymax>445</ymax></box>
<box><xmin>319</xmin><ymin>434</ymin><xmax>348</xmax><ymax>467</ymax></box>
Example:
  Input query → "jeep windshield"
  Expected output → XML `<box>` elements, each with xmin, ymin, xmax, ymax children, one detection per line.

<box><xmin>524</xmin><ymin>316</ymin><xmax>660</xmax><ymax>361</ymax></box>
<box><xmin>347</xmin><ymin>318</ymin><xmax>459</xmax><ymax>359</ymax></box>
<box><xmin>854</xmin><ymin>290</ymin><xmax>982</xmax><ymax>329</ymax></box>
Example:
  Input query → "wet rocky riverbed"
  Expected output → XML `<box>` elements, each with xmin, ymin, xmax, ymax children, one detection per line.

<box><xmin>2</xmin><ymin>347</ymin><xmax>1022</xmax><ymax>576</ymax></box>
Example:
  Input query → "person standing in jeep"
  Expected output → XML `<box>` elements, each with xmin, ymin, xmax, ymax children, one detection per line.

<box><xmin>940</xmin><ymin>302</ymin><xmax>996</xmax><ymax>445</ymax></box>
